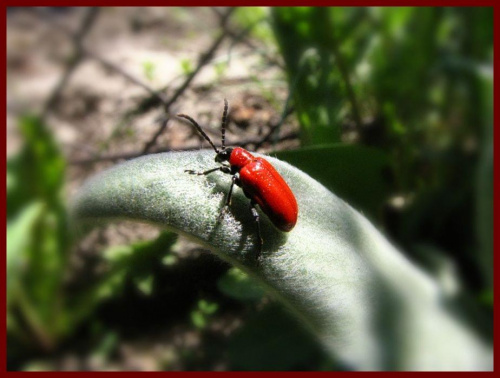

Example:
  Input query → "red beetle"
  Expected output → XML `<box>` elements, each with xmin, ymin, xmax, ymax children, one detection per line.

<box><xmin>177</xmin><ymin>99</ymin><xmax>298</xmax><ymax>259</ymax></box>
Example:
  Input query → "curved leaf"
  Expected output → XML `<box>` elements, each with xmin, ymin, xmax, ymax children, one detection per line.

<box><xmin>71</xmin><ymin>150</ymin><xmax>492</xmax><ymax>371</ymax></box>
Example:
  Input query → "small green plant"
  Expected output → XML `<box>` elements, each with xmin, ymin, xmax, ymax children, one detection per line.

<box><xmin>6</xmin><ymin>116</ymin><xmax>178</xmax><ymax>359</ymax></box>
<box><xmin>180</xmin><ymin>58</ymin><xmax>193</xmax><ymax>75</ymax></box>
<box><xmin>213</xmin><ymin>61</ymin><xmax>228</xmax><ymax>80</ymax></box>
<box><xmin>190</xmin><ymin>299</ymin><xmax>218</xmax><ymax>329</ymax></box>
<box><xmin>217</xmin><ymin>267</ymin><xmax>265</xmax><ymax>302</ymax></box>
<box><xmin>142</xmin><ymin>60</ymin><xmax>156</xmax><ymax>81</ymax></box>
<box><xmin>7</xmin><ymin>115</ymin><xmax>72</xmax><ymax>352</ymax></box>
<box><xmin>234</xmin><ymin>7</ymin><xmax>275</xmax><ymax>43</ymax></box>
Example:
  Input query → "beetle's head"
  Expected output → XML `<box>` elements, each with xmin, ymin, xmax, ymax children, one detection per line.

<box><xmin>215</xmin><ymin>148</ymin><xmax>233</xmax><ymax>163</ymax></box>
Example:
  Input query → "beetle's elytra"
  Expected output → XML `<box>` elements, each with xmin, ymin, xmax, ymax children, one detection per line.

<box><xmin>177</xmin><ymin>99</ymin><xmax>298</xmax><ymax>260</ymax></box>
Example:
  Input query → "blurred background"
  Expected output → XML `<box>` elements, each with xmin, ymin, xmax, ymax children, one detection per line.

<box><xmin>6</xmin><ymin>7</ymin><xmax>493</xmax><ymax>371</ymax></box>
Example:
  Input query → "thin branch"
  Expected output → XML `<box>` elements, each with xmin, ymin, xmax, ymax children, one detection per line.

<box><xmin>32</xmin><ymin>7</ymin><xmax>236</xmax><ymax>156</ymax></box>
<box><xmin>96</xmin><ymin>7</ymin><xmax>236</xmax><ymax>155</ymax></box>
<box><xmin>41</xmin><ymin>7</ymin><xmax>100</xmax><ymax>118</ymax></box>
<box><xmin>210</xmin><ymin>7</ymin><xmax>284</xmax><ymax>70</ymax></box>
<box><xmin>254</xmin><ymin>106</ymin><xmax>295</xmax><ymax>150</ymax></box>
<box><xmin>86</xmin><ymin>50</ymin><xmax>168</xmax><ymax>105</ymax></box>
<box><xmin>32</xmin><ymin>8</ymin><xmax>168</xmax><ymax>108</ymax></box>
<box><xmin>95</xmin><ymin>7</ymin><xmax>234</xmax><ymax>157</ymax></box>
<box><xmin>69</xmin><ymin>131</ymin><xmax>299</xmax><ymax>166</ymax></box>
<box><xmin>142</xmin><ymin>117</ymin><xmax>169</xmax><ymax>154</ymax></box>
<box><xmin>124</xmin><ymin>8</ymin><xmax>237</xmax><ymax>116</ymax></box>
<box><xmin>138</xmin><ymin>7</ymin><xmax>235</xmax><ymax>153</ymax></box>
<box><xmin>164</xmin><ymin>8</ymin><xmax>236</xmax><ymax>108</ymax></box>
<box><xmin>33</xmin><ymin>7</ymin><xmax>269</xmax><ymax>165</ymax></box>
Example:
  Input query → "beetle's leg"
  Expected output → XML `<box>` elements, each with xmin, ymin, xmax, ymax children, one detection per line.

<box><xmin>185</xmin><ymin>165</ymin><xmax>230</xmax><ymax>176</ymax></box>
<box><xmin>218</xmin><ymin>174</ymin><xmax>240</xmax><ymax>221</ymax></box>
<box><xmin>249</xmin><ymin>200</ymin><xmax>263</xmax><ymax>263</ymax></box>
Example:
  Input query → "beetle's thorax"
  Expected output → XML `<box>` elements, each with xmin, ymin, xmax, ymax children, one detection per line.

<box><xmin>228</xmin><ymin>147</ymin><xmax>255</xmax><ymax>171</ymax></box>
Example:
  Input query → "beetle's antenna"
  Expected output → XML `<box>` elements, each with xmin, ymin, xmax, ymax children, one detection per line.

<box><xmin>177</xmin><ymin>113</ymin><xmax>219</xmax><ymax>153</ymax></box>
<box><xmin>221</xmin><ymin>98</ymin><xmax>228</xmax><ymax>150</ymax></box>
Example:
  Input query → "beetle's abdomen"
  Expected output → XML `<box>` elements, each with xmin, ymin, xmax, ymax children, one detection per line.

<box><xmin>239</xmin><ymin>158</ymin><xmax>298</xmax><ymax>232</ymax></box>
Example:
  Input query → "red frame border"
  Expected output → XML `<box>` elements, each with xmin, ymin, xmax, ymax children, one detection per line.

<box><xmin>3</xmin><ymin>3</ymin><xmax>497</xmax><ymax>375</ymax></box>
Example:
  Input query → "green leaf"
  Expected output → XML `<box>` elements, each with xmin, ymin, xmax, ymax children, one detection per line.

<box><xmin>271</xmin><ymin>8</ymin><xmax>371</xmax><ymax>146</ymax></box>
<box><xmin>475</xmin><ymin>68</ymin><xmax>493</xmax><ymax>288</ymax></box>
<box><xmin>478</xmin><ymin>290</ymin><xmax>493</xmax><ymax>307</ymax></box>
<box><xmin>190</xmin><ymin>299</ymin><xmax>218</xmax><ymax>330</ymax></box>
<box><xmin>71</xmin><ymin>150</ymin><xmax>492</xmax><ymax>370</ymax></box>
<box><xmin>275</xmin><ymin>144</ymin><xmax>389</xmax><ymax>219</ymax></box>
<box><xmin>142</xmin><ymin>61</ymin><xmax>156</xmax><ymax>81</ymax></box>
<box><xmin>6</xmin><ymin>202</ymin><xmax>45</xmax><ymax>305</ymax></box>
<box><xmin>134</xmin><ymin>275</ymin><xmax>154</xmax><ymax>296</ymax></box>
<box><xmin>271</xmin><ymin>7</ymin><xmax>344</xmax><ymax>145</ymax></box>
<box><xmin>228</xmin><ymin>304</ymin><xmax>333</xmax><ymax>371</ymax></box>
<box><xmin>198</xmin><ymin>299</ymin><xmax>218</xmax><ymax>315</ymax></box>
<box><xmin>213</xmin><ymin>62</ymin><xmax>227</xmax><ymax>80</ymax></box>
<box><xmin>180</xmin><ymin>59</ymin><xmax>193</xmax><ymax>75</ymax></box>
<box><xmin>234</xmin><ymin>7</ymin><xmax>274</xmax><ymax>43</ymax></box>
<box><xmin>96</xmin><ymin>231</ymin><xmax>177</xmax><ymax>299</ymax></box>
<box><xmin>92</xmin><ymin>331</ymin><xmax>119</xmax><ymax>361</ymax></box>
<box><xmin>7</xmin><ymin>115</ymin><xmax>71</xmax><ymax>348</ymax></box>
<box><xmin>217</xmin><ymin>267</ymin><xmax>265</xmax><ymax>302</ymax></box>
<box><xmin>7</xmin><ymin>115</ymin><xmax>65</xmax><ymax>219</ymax></box>
<box><xmin>190</xmin><ymin>311</ymin><xmax>206</xmax><ymax>329</ymax></box>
